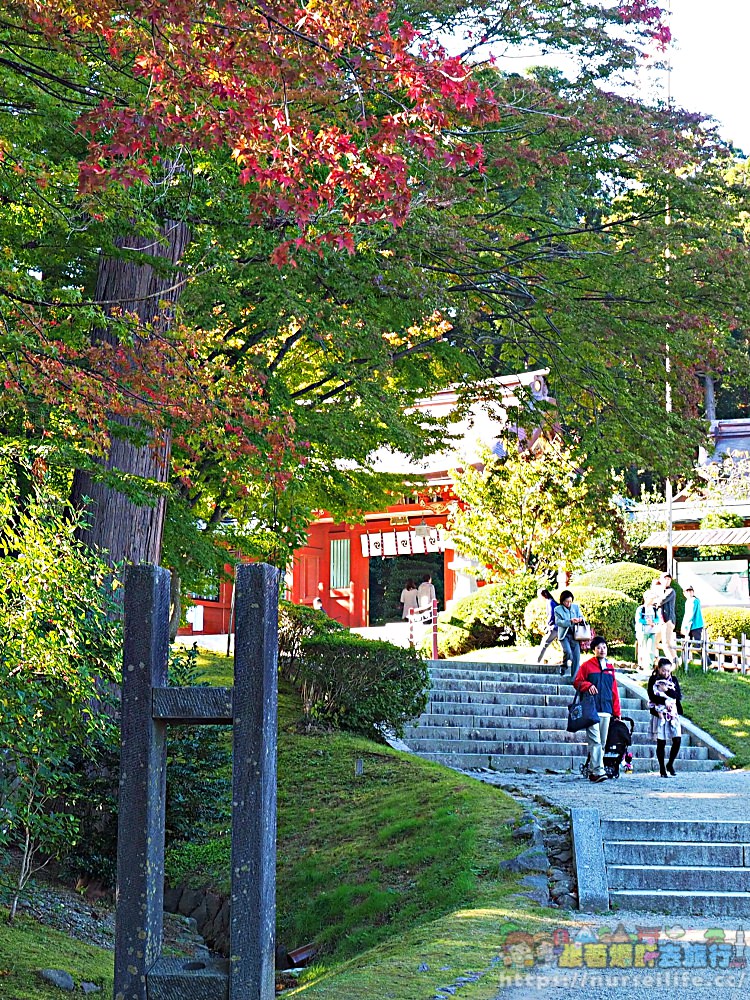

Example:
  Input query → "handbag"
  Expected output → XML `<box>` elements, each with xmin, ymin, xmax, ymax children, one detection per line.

<box><xmin>573</xmin><ymin>619</ymin><xmax>592</xmax><ymax>642</ymax></box>
<box><xmin>567</xmin><ymin>690</ymin><xmax>600</xmax><ymax>732</ymax></box>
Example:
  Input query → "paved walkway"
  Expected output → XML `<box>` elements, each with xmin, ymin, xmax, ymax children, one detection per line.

<box><xmin>474</xmin><ymin>765</ymin><xmax>750</xmax><ymax>822</ymax></box>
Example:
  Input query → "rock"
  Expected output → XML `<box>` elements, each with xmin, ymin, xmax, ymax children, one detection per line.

<box><xmin>512</xmin><ymin>823</ymin><xmax>535</xmax><ymax>839</ymax></box>
<box><xmin>81</xmin><ymin>984</ymin><xmax>101</xmax><ymax>995</ymax></box>
<box><xmin>549</xmin><ymin>867</ymin><xmax>569</xmax><ymax>881</ymax></box>
<box><xmin>205</xmin><ymin>892</ymin><xmax>223</xmax><ymax>922</ymax></box>
<box><xmin>189</xmin><ymin>897</ymin><xmax>208</xmax><ymax>930</ymax></box>
<box><xmin>38</xmin><ymin>969</ymin><xmax>75</xmax><ymax>991</ymax></box>
<box><xmin>177</xmin><ymin>889</ymin><xmax>204</xmax><ymax>917</ymax></box>
<box><xmin>500</xmin><ymin>846</ymin><xmax>549</xmax><ymax>874</ymax></box>
<box><xmin>557</xmin><ymin>849</ymin><xmax>573</xmax><ymax>863</ymax></box>
<box><xmin>163</xmin><ymin>886</ymin><xmax>183</xmax><ymax>912</ymax></box>
<box><xmin>558</xmin><ymin>893</ymin><xmax>578</xmax><ymax>910</ymax></box>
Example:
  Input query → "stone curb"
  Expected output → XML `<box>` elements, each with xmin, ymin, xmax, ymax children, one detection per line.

<box><xmin>570</xmin><ymin>807</ymin><xmax>609</xmax><ymax>913</ymax></box>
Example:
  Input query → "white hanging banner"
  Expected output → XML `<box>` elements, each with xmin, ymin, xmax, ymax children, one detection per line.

<box><xmin>360</xmin><ymin>528</ymin><xmax>444</xmax><ymax>557</ymax></box>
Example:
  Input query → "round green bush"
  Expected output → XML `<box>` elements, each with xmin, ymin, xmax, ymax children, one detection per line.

<box><xmin>524</xmin><ymin>586</ymin><xmax>637</xmax><ymax>644</ymax></box>
<box><xmin>702</xmin><ymin>607</ymin><xmax>750</xmax><ymax>641</ymax></box>
<box><xmin>426</xmin><ymin>575</ymin><xmax>539</xmax><ymax>658</ymax></box>
<box><xmin>574</xmin><ymin>561</ymin><xmax>684</xmax><ymax>625</ymax></box>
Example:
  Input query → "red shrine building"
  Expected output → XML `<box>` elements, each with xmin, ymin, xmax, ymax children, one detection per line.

<box><xmin>182</xmin><ymin>370</ymin><xmax>550</xmax><ymax>633</ymax></box>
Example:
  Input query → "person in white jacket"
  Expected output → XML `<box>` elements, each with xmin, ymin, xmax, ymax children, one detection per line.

<box><xmin>417</xmin><ymin>574</ymin><xmax>437</xmax><ymax>621</ymax></box>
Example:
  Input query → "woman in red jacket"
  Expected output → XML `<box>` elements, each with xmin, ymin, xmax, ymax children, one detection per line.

<box><xmin>573</xmin><ymin>635</ymin><xmax>621</xmax><ymax>783</ymax></box>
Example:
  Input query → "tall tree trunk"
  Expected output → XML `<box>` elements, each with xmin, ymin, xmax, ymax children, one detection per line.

<box><xmin>71</xmin><ymin>221</ymin><xmax>190</xmax><ymax>566</ymax></box>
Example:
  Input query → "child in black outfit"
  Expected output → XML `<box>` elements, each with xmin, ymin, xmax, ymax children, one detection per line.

<box><xmin>647</xmin><ymin>657</ymin><xmax>683</xmax><ymax>777</ymax></box>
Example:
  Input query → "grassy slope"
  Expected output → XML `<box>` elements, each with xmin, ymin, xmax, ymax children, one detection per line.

<box><xmin>678</xmin><ymin>668</ymin><xmax>750</xmax><ymax>768</ymax></box>
<box><xmin>1</xmin><ymin>648</ymin><xmax>542</xmax><ymax>1000</ymax></box>
<box><xmin>0</xmin><ymin>911</ymin><xmax>113</xmax><ymax>999</ymax></box>
<box><xmin>166</xmin><ymin>650</ymin><xmax>538</xmax><ymax>992</ymax></box>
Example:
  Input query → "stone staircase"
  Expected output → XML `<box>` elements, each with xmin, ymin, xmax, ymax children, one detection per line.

<box><xmin>603</xmin><ymin>818</ymin><xmax>750</xmax><ymax>915</ymax></box>
<box><xmin>401</xmin><ymin>659</ymin><xmax>721</xmax><ymax>773</ymax></box>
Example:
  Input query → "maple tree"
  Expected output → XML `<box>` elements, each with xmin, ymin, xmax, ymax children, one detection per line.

<box><xmin>4</xmin><ymin>0</ymin><xmax>747</xmax><ymax>583</ymax></box>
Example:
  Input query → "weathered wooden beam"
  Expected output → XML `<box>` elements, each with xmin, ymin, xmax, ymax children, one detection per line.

<box><xmin>114</xmin><ymin>565</ymin><xmax>170</xmax><ymax>1000</ymax></box>
<box><xmin>152</xmin><ymin>687</ymin><xmax>233</xmax><ymax>723</ymax></box>
<box><xmin>230</xmin><ymin>563</ymin><xmax>280</xmax><ymax>1000</ymax></box>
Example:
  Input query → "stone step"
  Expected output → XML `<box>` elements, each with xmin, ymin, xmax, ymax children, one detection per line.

<box><xmin>602</xmin><ymin>819</ymin><xmax>750</xmax><ymax>843</ymax></box>
<box><xmin>405</xmin><ymin>739</ymin><xmax>708</xmax><ymax>759</ymax></box>
<box><xmin>608</xmin><ymin>864</ymin><xmax>750</xmax><ymax>892</ymax></box>
<box><xmin>415</xmin><ymin>752</ymin><xmax>718</xmax><ymax>772</ymax></box>
<box><xmin>430</xmin><ymin>659</ymin><xmax>556</xmax><ymax>674</ymax></box>
<box><xmin>431</xmin><ymin>678</ymin><xmax>570</xmax><ymax>695</ymax></box>
<box><xmin>423</xmin><ymin>703</ymin><xmax>654</xmax><ymax>722</ymax></box>
<box><xmin>429</xmin><ymin>668</ymin><xmax>570</xmax><ymax>685</ymax></box>
<box><xmin>403</xmin><ymin>725</ymin><xmax>694</xmax><ymax>747</ymax></box>
<box><xmin>415</xmin><ymin>713</ymin><xmax>657</xmax><ymax>732</ymax></box>
<box><xmin>604</xmin><ymin>840</ymin><xmax>749</xmax><ymax>867</ymax></box>
<box><xmin>608</xmin><ymin>889</ymin><xmax>750</xmax><ymax>916</ymax></box>
<box><xmin>429</xmin><ymin>690</ymin><xmax>643</xmax><ymax>710</ymax></box>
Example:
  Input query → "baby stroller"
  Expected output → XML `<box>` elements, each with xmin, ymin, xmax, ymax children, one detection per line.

<box><xmin>579</xmin><ymin>717</ymin><xmax>635</xmax><ymax>779</ymax></box>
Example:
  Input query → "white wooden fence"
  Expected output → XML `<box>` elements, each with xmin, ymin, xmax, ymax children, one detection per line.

<box><xmin>679</xmin><ymin>633</ymin><xmax>750</xmax><ymax>673</ymax></box>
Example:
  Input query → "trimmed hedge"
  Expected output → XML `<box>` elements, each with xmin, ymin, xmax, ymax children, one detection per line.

<box><xmin>425</xmin><ymin>575</ymin><xmax>539</xmax><ymax>659</ymax></box>
<box><xmin>278</xmin><ymin>599</ymin><xmax>345</xmax><ymax>683</ymax></box>
<box><xmin>525</xmin><ymin>585</ymin><xmax>638</xmax><ymax>644</ymax></box>
<box><xmin>574</xmin><ymin>561</ymin><xmax>685</xmax><ymax>625</ymax></box>
<box><xmin>299</xmin><ymin>633</ymin><xmax>429</xmax><ymax>737</ymax></box>
<box><xmin>703</xmin><ymin>607</ymin><xmax>750</xmax><ymax>641</ymax></box>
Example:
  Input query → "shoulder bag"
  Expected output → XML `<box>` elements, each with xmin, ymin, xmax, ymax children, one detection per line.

<box><xmin>567</xmin><ymin>689</ymin><xmax>600</xmax><ymax>733</ymax></box>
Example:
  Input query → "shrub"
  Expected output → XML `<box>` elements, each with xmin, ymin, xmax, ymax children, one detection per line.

<box><xmin>299</xmin><ymin>633</ymin><xmax>429</xmax><ymax>737</ymax></box>
<box><xmin>278</xmin><ymin>599</ymin><xmax>345</xmax><ymax>683</ymax></box>
<box><xmin>425</xmin><ymin>575</ymin><xmax>539</xmax><ymax>658</ymax></box>
<box><xmin>573</xmin><ymin>561</ymin><xmax>684</xmax><ymax>625</ymax></box>
<box><xmin>524</xmin><ymin>586</ymin><xmax>637</xmax><ymax>644</ymax></box>
<box><xmin>67</xmin><ymin>643</ymin><xmax>233</xmax><ymax>886</ymax></box>
<box><xmin>703</xmin><ymin>607</ymin><xmax>750</xmax><ymax>641</ymax></box>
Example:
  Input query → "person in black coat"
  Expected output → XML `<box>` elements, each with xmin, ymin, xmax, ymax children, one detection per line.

<box><xmin>647</xmin><ymin>657</ymin><xmax>683</xmax><ymax>777</ymax></box>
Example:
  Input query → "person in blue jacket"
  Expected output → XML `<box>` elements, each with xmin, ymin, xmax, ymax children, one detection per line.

<box><xmin>554</xmin><ymin>590</ymin><xmax>584</xmax><ymax>679</ymax></box>
<box><xmin>681</xmin><ymin>586</ymin><xmax>704</xmax><ymax>641</ymax></box>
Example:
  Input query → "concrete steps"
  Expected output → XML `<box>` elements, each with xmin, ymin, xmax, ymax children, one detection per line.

<box><xmin>602</xmin><ymin>819</ymin><xmax>750</xmax><ymax>915</ymax></box>
<box><xmin>401</xmin><ymin>659</ymin><xmax>723</xmax><ymax>773</ymax></box>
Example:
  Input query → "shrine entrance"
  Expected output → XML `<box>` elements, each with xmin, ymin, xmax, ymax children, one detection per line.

<box><xmin>368</xmin><ymin>552</ymin><xmax>444</xmax><ymax>626</ymax></box>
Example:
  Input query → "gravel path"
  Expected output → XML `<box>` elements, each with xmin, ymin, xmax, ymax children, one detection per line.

<box><xmin>472</xmin><ymin>766</ymin><xmax>750</xmax><ymax>822</ymax></box>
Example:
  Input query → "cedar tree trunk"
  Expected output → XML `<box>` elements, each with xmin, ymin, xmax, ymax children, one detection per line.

<box><xmin>71</xmin><ymin>221</ymin><xmax>190</xmax><ymax>566</ymax></box>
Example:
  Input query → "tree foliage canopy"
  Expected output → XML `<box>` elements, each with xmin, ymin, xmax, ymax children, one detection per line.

<box><xmin>2</xmin><ymin>0</ymin><xmax>749</xmax><ymax>581</ymax></box>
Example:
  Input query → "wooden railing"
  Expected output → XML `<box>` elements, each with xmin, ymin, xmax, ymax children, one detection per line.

<box><xmin>408</xmin><ymin>599</ymin><xmax>439</xmax><ymax>660</ymax></box>
<box><xmin>679</xmin><ymin>633</ymin><xmax>750</xmax><ymax>674</ymax></box>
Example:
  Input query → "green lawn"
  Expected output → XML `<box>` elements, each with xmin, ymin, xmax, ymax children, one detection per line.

<box><xmin>0</xmin><ymin>911</ymin><xmax>113</xmax><ymax>999</ymax></box>
<box><xmin>170</xmin><ymin>649</ymin><xmax>532</xmax><ymax>987</ymax></box>
<box><xmin>678</xmin><ymin>668</ymin><xmax>750</xmax><ymax>768</ymax></box>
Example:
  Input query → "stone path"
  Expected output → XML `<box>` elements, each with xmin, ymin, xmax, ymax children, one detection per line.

<box><xmin>491</xmin><ymin>910</ymin><xmax>749</xmax><ymax>1000</ymax></box>
<box><xmin>471</xmin><ymin>766</ymin><xmax>750</xmax><ymax>998</ymax></box>
<box><xmin>473</xmin><ymin>766</ymin><xmax>750</xmax><ymax>822</ymax></box>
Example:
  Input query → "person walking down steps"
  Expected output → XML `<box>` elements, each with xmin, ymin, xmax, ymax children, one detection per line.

<box><xmin>536</xmin><ymin>588</ymin><xmax>560</xmax><ymax>664</ymax></box>
<box><xmin>573</xmin><ymin>636</ymin><xmax>622</xmax><ymax>784</ymax></box>
<box><xmin>648</xmin><ymin>657</ymin><xmax>683</xmax><ymax>777</ymax></box>
<box><xmin>554</xmin><ymin>590</ymin><xmax>584</xmax><ymax>678</ymax></box>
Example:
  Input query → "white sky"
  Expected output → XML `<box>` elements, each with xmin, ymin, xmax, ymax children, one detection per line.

<box><xmin>667</xmin><ymin>0</ymin><xmax>750</xmax><ymax>153</ymax></box>
<box><xmin>450</xmin><ymin>1</ymin><xmax>750</xmax><ymax>156</ymax></box>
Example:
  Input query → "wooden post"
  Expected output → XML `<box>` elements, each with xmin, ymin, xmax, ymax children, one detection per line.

<box><xmin>743</xmin><ymin>633</ymin><xmax>748</xmax><ymax>675</ymax></box>
<box><xmin>230</xmin><ymin>563</ymin><xmax>279</xmax><ymax>1000</ymax></box>
<box><xmin>114</xmin><ymin>566</ymin><xmax>170</xmax><ymax>1000</ymax></box>
<box><xmin>408</xmin><ymin>607</ymin><xmax>415</xmax><ymax>649</ymax></box>
<box><xmin>114</xmin><ymin>562</ymin><xmax>280</xmax><ymax>1000</ymax></box>
<box><xmin>431</xmin><ymin>598</ymin><xmax>439</xmax><ymax>660</ymax></box>
<box><xmin>702</xmin><ymin>631</ymin><xmax>709</xmax><ymax>672</ymax></box>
